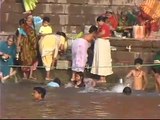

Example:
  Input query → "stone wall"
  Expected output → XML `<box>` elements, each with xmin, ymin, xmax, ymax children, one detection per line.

<box><xmin>1</xmin><ymin>0</ymin><xmax>144</xmax><ymax>33</ymax></box>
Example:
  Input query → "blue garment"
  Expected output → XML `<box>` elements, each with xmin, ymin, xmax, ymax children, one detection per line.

<box><xmin>18</xmin><ymin>28</ymin><xmax>27</xmax><ymax>36</ymax></box>
<box><xmin>47</xmin><ymin>82</ymin><xmax>60</xmax><ymax>88</ymax></box>
<box><xmin>0</xmin><ymin>41</ymin><xmax>16</xmax><ymax>77</ymax></box>
<box><xmin>33</xmin><ymin>16</ymin><xmax>43</xmax><ymax>34</ymax></box>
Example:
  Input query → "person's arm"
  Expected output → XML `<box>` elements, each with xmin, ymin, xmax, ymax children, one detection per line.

<box><xmin>16</xmin><ymin>34</ymin><xmax>22</xmax><ymax>53</ymax></box>
<box><xmin>142</xmin><ymin>71</ymin><xmax>148</xmax><ymax>90</ymax></box>
<box><xmin>0</xmin><ymin>42</ymin><xmax>10</xmax><ymax>58</ymax></box>
<box><xmin>92</xmin><ymin>80</ymin><xmax>96</xmax><ymax>87</ymax></box>
<box><xmin>126</xmin><ymin>70</ymin><xmax>133</xmax><ymax>79</ymax></box>
<box><xmin>97</xmin><ymin>29</ymin><xmax>105</xmax><ymax>38</ymax></box>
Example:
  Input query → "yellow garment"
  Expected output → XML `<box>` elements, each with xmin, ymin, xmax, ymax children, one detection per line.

<box><xmin>75</xmin><ymin>32</ymin><xmax>84</xmax><ymax>39</ymax></box>
<box><xmin>54</xmin><ymin>36</ymin><xmax>67</xmax><ymax>58</ymax></box>
<box><xmin>140</xmin><ymin>0</ymin><xmax>160</xmax><ymax>20</ymax></box>
<box><xmin>39</xmin><ymin>35</ymin><xmax>57</xmax><ymax>71</ymax></box>
<box><xmin>42</xmin><ymin>55</ymin><xmax>53</xmax><ymax>71</ymax></box>
<box><xmin>39</xmin><ymin>26</ymin><xmax>53</xmax><ymax>35</ymax></box>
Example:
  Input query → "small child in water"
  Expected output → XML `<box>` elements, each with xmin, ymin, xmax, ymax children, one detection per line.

<box><xmin>65</xmin><ymin>72</ymin><xmax>96</xmax><ymax>88</ymax></box>
<box><xmin>32</xmin><ymin>87</ymin><xmax>46</xmax><ymax>101</ymax></box>
<box><xmin>123</xmin><ymin>87</ymin><xmax>132</xmax><ymax>95</ymax></box>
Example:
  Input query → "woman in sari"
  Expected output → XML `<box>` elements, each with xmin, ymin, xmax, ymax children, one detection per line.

<box><xmin>16</xmin><ymin>16</ymin><xmax>38</xmax><ymax>80</ymax></box>
<box><xmin>0</xmin><ymin>35</ymin><xmax>17</xmax><ymax>82</ymax></box>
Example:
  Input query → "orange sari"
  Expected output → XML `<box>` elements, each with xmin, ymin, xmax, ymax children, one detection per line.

<box><xmin>19</xmin><ymin>23</ymin><xmax>38</xmax><ymax>72</ymax></box>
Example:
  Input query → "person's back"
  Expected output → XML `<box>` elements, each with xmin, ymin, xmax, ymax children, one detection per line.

<box><xmin>47</xmin><ymin>77</ymin><xmax>61</xmax><ymax>88</ymax></box>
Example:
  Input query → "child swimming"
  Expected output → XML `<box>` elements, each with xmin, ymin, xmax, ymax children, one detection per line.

<box><xmin>32</xmin><ymin>87</ymin><xmax>46</xmax><ymax>101</ymax></box>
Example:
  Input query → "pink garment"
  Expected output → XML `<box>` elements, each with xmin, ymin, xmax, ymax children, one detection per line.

<box><xmin>0</xmin><ymin>51</ymin><xmax>3</xmax><ymax>55</ymax></box>
<box><xmin>72</xmin><ymin>38</ymin><xmax>91</xmax><ymax>72</ymax></box>
<box><xmin>0</xmin><ymin>71</ymin><xmax>2</xmax><ymax>78</ymax></box>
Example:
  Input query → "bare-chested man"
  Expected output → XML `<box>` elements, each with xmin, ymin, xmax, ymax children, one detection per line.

<box><xmin>126</xmin><ymin>58</ymin><xmax>148</xmax><ymax>90</ymax></box>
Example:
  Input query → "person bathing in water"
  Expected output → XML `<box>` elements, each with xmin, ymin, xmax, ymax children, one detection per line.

<box><xmin>32</xmin><ymin>87</ymin><xmax>46</xmax><ymax>102</ymax></box>
<box><xmin>125</xmin><ymin>57</ymin><xmax>148</xmax><ymax>90</ymax></box>
<box><xmin>65</xmin><ymin>72</ymin><xmax>96</xmax><ymax>89</ymax></box>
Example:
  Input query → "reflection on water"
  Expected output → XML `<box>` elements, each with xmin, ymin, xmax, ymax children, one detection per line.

<box><xmin>0</xmin><ymin>82</ymin><xmax>160</xmax><ymax>119</ymax></box>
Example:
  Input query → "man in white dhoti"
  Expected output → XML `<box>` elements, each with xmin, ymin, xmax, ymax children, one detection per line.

<box><xmin>71</xmin><ymin>26</ymin><xmax>98</xmax><ymax>81</ymax></box>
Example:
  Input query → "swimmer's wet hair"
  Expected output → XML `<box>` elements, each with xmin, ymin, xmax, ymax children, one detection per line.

<box><xmin>75</xmin><ymin>72</ymin><xmax>84</xmax><ymax>80</ymax></box>
<box><xmin>53</xmin><ymin>77</ymin><xmax>62</xmax><ymax>86</ymax></box>
<box><xmin>134</xmin><ymin>58</ymin><xmax>143</xmax><ymax>65</ymax></box>
<box><xmin>123</xmin><ymin>87</ymin><xmax>132</xmax><ymax>95</ymax></box>
<box><xmin>33</xmin><ymin>87</ymin><xmax>46</xmax><ymax>98</ymax></box>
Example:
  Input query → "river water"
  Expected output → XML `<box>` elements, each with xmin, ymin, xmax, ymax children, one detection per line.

<box><xmin>0</xmin><ymin>81</ymin><xmax>160</xmax><ymax>119</ymax></box>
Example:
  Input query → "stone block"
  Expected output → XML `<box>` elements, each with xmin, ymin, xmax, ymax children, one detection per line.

<box><xmin>1</xmin><ymin>13</ymin><xmax>24</xmax><ymax>24</ymax></box>
<box><xmin>1</xmin><ymin>3</ymin><xmax>12</xmax><ymax>12</ymax></box>
<box><xmin>65</xmin><ymin>25</ymin><xmax>83</xmax><ymax>33</ymax></box>
<box><xmin>33</xmin><ymin>4</ymin><xmax>52</xmax><ymax>14</ymax></box>
<box><xmin>87</xmin><ymin>0</ymin><xmax>111</xmax><ymax>5</ymax></box>
<box><xmin>111</xmin><ymin>51</ymin><xmax>155</xmax><ymax>64</ymax></box>
<box><xmin>67</xmin><ymin>15</ymin><xmax>85</xmax><ymax>26</ymax></box>
<box><xmin>84</xmin><ymin>14</ymin><xmax>97</xmax><ymax>25</ymax></box>
<box><xmin>33</xmin><ymin>4</ymin><xmax>66</xmax><ymax>14</ymax></box>
<box><xmin>66</xmin><ymin>0</ymin><xmax>85</xmax><ymax>4</ymax></box>
<box><xmin>152</xmin><ymin>41</ymin><xmax>160</xmax><ymax>48</ymax></box>
<box><xmin>110</xmin><ymin>39</ymin><xmax>152</xmax><ymax>48</ymax></box>
<box><xmin>57</xmin><ymin>0</ymin><xmax>67</xmax><ymax>4</ymax></box>
<box><xmin>38</xmin><ymin>0</ymin><xmax>57</xmax><ymax>3</ymax></box>
<box><xmin>110</xmin><ymin>0</ymin><xmax>143</xmax><ymax>5</ymax></box>
<box><xmin>83</xmin><ymin>5</ymin><xmax>106</xmax><ymax>15</ymax></box>
<box><xmin>65</xmin><ymin>4</ymin><xmax>83</xmax><ymax>14</ymax></box>
<box><xmin>10</xmin><ymin>3</ymin><xmax>23</xmax><ymax>13</ymax></box>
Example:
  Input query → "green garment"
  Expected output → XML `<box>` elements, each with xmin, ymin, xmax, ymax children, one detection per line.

<box><xmin>0</xmin><ymin>41</ymin><xmax>16</xmax><ymax>77</ymax></box>
<box><xmin>126</xmin><ymin>12</ymin><xmax>137</xmax><ymax>26</ymax></box>
<box><xmin>75</xmin><ymin>32</ymin><xmax>84</xmax><ymax>39</ymax></box>
<box><xmin>152</xmin><ymin>52</ymin><xmax>160</xmax><ymax>73</ymax></box>
<box><xmin>23</xmin><ymin>0</ymin><xmax>38</xmax><ymax>12</ymax></box>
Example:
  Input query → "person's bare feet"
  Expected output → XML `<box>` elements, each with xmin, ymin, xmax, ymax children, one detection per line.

<box><xmin>22</xmin><ymin>77</ymin><xmax>28</xmax><ymax>80</ymax></box>
<box><xmin>45</xmin><ymin>77</ymin><xmax>52</xmax><ymax>81</ymax></box>
<box><xmin>29</xmin><ymin>77</ymin><xmax>37</xmax><ymax>80</ymax></box>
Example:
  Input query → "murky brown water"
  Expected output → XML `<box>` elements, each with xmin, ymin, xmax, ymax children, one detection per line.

<box><xmin>0</xmin><ymin>81</ymin><xmax>160</xmax><ymax>119</ymax></box>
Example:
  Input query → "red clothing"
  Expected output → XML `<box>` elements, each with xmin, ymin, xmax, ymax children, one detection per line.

<box><xmin>99</xmin><ymin>23</ymin><xmax>111</xmax><ymax>38</ymax></box>
<box><xmin>108</xmin><ymin>15</ymin><xmax>118</xmax><ymax>29</ymax></box>
<box><xmin>151</xmin><ymin>21</ymin><xmax>159</xmax><ymax>32</ymax></box>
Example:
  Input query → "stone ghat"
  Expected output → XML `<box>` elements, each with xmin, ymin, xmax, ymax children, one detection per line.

<box><xmin>1</xmin><ymin>0</ymin><xmax>144</xmax><ymax>32</ymax></box>
<box><xmin>0</xmin><ymin>33</ymin><xmax>159</xmax><ymax>76</ymax></box>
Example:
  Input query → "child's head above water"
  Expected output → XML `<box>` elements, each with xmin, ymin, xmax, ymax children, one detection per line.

<box><xmin>123</xmin><ymin>87</ymin><xmax>132</xmax><ymax>95</ymax></box>
<box><xmin>134</xmin><ymin>58</ymin><xmax>143</xmax><ymax>70</ymax></box>
<box><xmin>33</xmin><ymin>87</ymin><xmax>46</xmax><ymax>101</ymax></box>
<box><xmin>75</xmin><ymin>72</ymin><xmax>84</xmax><ymax>82</ymax></box>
